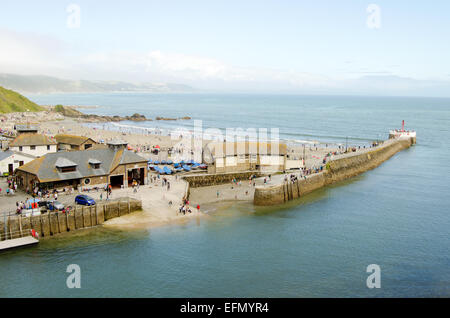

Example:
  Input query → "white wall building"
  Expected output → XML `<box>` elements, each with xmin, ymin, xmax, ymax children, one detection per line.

<box><xmin>0</xmin><ymin>150</ymin><xmax>36</xmax><ymax>176</ymax></box>
<box><xmin>8</xmin><ymin>133</ymin><xmax>57</xmax><ymax>157</ymax></box>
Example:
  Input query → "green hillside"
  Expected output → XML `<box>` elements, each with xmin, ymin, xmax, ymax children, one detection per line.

<box><xmin>0</xmin><ymin>86</ymin><xmax>44</xmax><ymax>113</ymax></box>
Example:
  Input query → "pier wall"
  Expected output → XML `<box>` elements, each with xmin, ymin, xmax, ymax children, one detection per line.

<box><xmin>0</xmin><ymin>198</ymin><xmax>142</xmax><ymax>240</ymax></box>
<box><xmin>184</xmin><ymin>171</ymin><xmax>261</xmax><ymax>188</ymax></box>
<box><xmin>254</xmin><ymin>138</ymin><xmax>413</xmax><ymax>206</ymax></box>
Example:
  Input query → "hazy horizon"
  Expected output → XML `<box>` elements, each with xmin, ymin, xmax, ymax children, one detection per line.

<box><xmin>1</xmin><ymin>0</ymin><xmax>450</xmax><ymax>97</ymax></box>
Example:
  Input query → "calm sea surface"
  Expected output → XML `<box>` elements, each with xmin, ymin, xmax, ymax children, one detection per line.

<box><xmin>1</xmin><ymin>93</ymin><xmax>449</xmax><ymax>297</ymax></box>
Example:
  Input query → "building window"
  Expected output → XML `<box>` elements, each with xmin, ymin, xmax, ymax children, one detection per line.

<box><xmin>85</xmin><ymin>144</ymin><xmax>92</xmax><ymax>150</ymax></box>
<box><xmin>19</xmin><ymin>146</ymin><xmax>23</xmax><ymax>151</ymax></box>
<box><xmin>30</xmin><ymin>145</ymin><xmax>36</xmax><ymax>150</ymax></box>
<box><xmin>92</xmin><ymin>163</ymin><xmax>100</xmax><ymax>169</ymax></box>
<box><xmin>61</xmin><ymin>166</ymin><xmax>76</xmax><ymax>173</ymax></box>
<box><xmin>47</xmin><ymin>145</ymin><xmax>50</xmax><ymax>150</ymax></box>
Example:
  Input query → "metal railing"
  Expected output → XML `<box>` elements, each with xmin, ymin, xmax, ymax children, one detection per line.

<box><xmin>1</xmin><ymin>229</ymin><xmax>38</xmax><ymax>241</ymax></box>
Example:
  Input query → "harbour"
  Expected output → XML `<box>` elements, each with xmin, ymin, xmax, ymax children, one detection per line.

<box><xmin>0</xmin><ymin>94</ymin><xmax>448</xmax><ymax>297</ymax></box>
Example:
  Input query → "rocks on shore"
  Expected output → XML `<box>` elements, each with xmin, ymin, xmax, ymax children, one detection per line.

<box><xmin>156</xmin><ymin>116</ymin><xmax>191</xmax><ymax>121</ymax></box>
<box><xmin>53</xmin><ymin>105</ymin><xmax>191</xmax><ymax>122</ymax></box>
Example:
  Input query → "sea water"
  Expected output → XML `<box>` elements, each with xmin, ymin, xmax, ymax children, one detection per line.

<box><xmin>1</xmin><ymin>93</ymin><xmax>449</xmax><ymax>297</ymax></box>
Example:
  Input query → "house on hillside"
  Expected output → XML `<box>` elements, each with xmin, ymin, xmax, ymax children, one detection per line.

<box><xmin>15</xmin><ymin>140</ymin><xmax>148</xmax><ymax>191</ymax></box>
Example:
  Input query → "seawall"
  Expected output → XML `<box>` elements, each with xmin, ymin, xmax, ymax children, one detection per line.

<box><xmin>184</xmin><ymin>171</ymin><xmax>260</xmax><ymax>188</ymax></box>
<box><xmin>254</xmin><ymin>138</ymin><xmax>414</xmax><ymax>206</ymax></box>
<box><xmin>0</xmin><ymin>198</ymin><xmax>142</xmax><ymax>240</ymax></box>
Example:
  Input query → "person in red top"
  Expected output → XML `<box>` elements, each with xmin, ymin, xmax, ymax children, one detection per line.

<box><xmin>196</xmin><ymin>204</ymin><xmax>200</xmax><ymax>212</ymax></box>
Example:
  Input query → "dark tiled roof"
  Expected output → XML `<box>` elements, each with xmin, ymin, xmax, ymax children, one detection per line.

<box><xmin>15</xmin><ymin>124</ymin><xmax>39</xmax><ymax>132</ymax></box>
<box><xmin>16</xmin><ymin>148</ymin><xmax>147</xmax><ymax>182</ymax></box>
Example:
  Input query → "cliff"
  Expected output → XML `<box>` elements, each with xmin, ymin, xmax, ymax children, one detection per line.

<box><xmin>0</xmin><ymin>86</ymin><xmax>44</xmax><ymax>113</ymax></box>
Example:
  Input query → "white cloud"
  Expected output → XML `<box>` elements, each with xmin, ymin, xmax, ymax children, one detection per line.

<box><xmin>1</xmin><ymin>28</ymin><xmax>450</xmax><ymax>96</ymax></box>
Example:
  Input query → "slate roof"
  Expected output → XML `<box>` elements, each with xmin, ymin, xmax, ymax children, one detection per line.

<box><xmin>16</xmin><ymin>148</ymin><xmax>147</xmax><ymax>182</ymax></box>
<box><xmin>0</xmin><ymin>150</ymin><xmax>13</xmax><ymax>161</ymax></box>
<box><xmin>55</xmin><ymin>134</ymin><xmax>95</xmax><ymax>146</ymax></box>
<box><xmin>15</xmin><ymin>124</ymin><xmax>39</xmax><ymax>133</ymax></box>
<box><xmin>55</xmin><ymin>157</ymin><xmax>78</xmax><ymax>168</ymax></box>
<box><xmin>9</xmin><ymin>133</ymin><xmax>57</xmax><ymax>147</ymax></box>
<box><xmin>0</xmin><ymin>150</ymin><xmax>36</xmax><ymax>161</ymax></box>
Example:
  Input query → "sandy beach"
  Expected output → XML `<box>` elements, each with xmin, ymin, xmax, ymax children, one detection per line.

<box><xmin>1</xmin><ymin>109</ymin><xmax>352</xmax><ymax>229</ymax></box>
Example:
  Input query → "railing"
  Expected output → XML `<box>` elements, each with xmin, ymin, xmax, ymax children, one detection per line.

<box><xmin>1</xmin><ymin>228</ymin><xmax>38</xmax><ymax>241</ymax></box>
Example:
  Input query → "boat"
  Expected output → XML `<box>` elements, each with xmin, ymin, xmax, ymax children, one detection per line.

<box><xmin>163</xmin><ymin>166</ymin><xmax>172</xmax><ymax>174</ymax></box>
<box><xmin>174</xmin><ymin>163</ymin><xmax>180</xmax><ymax>168</ymax></box>
<box><xmin>182</xmin><ymin>165</ymin><xmax>191</xmax><ymax>172</ymax></box>
<box><xmin>167</xmin><ymin>160</ymin><xmax>173</xmax><ymax>165</ymax></box>
<box><xmin>154</xmin><ymin>160</ymin><xmax>160</xmax><ymax>165</ymax></box>
<box><xmin>199</xmin><ymin>164</ymin><xmax>207</xmax><ymax>170</ymax></box>
<box><xmin>161</xmin><ymin>160</ymin><xmax>167</xmax><ymax>165</ymax></box>
<box><xmin>175</xmin><ymin>167</ymin><xmax>184</xmax><ymax>172</ymax></box>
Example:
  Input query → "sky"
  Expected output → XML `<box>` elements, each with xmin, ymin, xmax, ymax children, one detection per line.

<box><xmin>1</xmin><ymin>0</ymin><xmax>450</xmax><ymax>96</ymax></box>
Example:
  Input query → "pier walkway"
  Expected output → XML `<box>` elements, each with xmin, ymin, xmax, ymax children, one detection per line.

<box><xmin>0</xmin><ymin>236</ymin><xmax>39</xmax><ymax>251</ymax></box>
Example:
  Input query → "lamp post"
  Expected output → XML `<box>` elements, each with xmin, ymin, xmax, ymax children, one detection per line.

<box><xmin>345</xmin><ymin>136</ymin><xmax>348</xmax><ymax>153</ymax></box>
<box><xmin>302</xmin><ymin>144</ymin><xmax>306</xmax><ymax>167</ymax></box>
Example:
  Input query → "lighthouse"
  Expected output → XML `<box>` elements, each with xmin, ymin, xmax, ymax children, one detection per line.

<box><xmin>389</xmin><ymin>120</ymin><xmax>416</xmax><ymax>144</ymax></box>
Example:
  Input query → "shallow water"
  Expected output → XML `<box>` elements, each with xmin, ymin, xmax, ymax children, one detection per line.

<box><xmin>1</xmin><ymin>94</ymin><xmax>449</xmax><ymax>297</ymax></box>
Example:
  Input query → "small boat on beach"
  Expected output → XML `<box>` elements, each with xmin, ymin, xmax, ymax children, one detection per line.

<box><xmin>163</xmin><ymin>166</ymin><xmax>172</xmax><ymax>174</ymax></box>
<box><xmin>182</xmin><ymin>165</ymin><xmax>191</xmax><ymax>172</ymax></box>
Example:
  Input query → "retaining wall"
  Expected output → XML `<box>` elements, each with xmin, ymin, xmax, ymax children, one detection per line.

<box><xmin>0</xmin><ymin>198</ymin><xmax>142</xmax><ymax>240</ymax></box>
<box><xmin>254</xmin><ymin>138</ymin><xmax>413</xmax><ymax>206</ymax></box>
<box><xmin>184</xmin><ymin>171</ymin><xmax>261</xmax><ymax>188</ymax></box>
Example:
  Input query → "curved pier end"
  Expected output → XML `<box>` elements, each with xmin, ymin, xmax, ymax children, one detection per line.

<box><xmin>254</xmin><ymin>137</ymin><xmax>414</xmax><ymax>206</ymax></box>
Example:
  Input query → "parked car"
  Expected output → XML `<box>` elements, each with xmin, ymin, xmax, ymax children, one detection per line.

<box><xmin>47</xmin><ymin>200</ymin><xmax>65</xmax><ymax>211</ymax></box>
<box><xmin>75</xmin><ymin>195</ymin><xmax>96</xmax><ymax>206</ymax></box>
